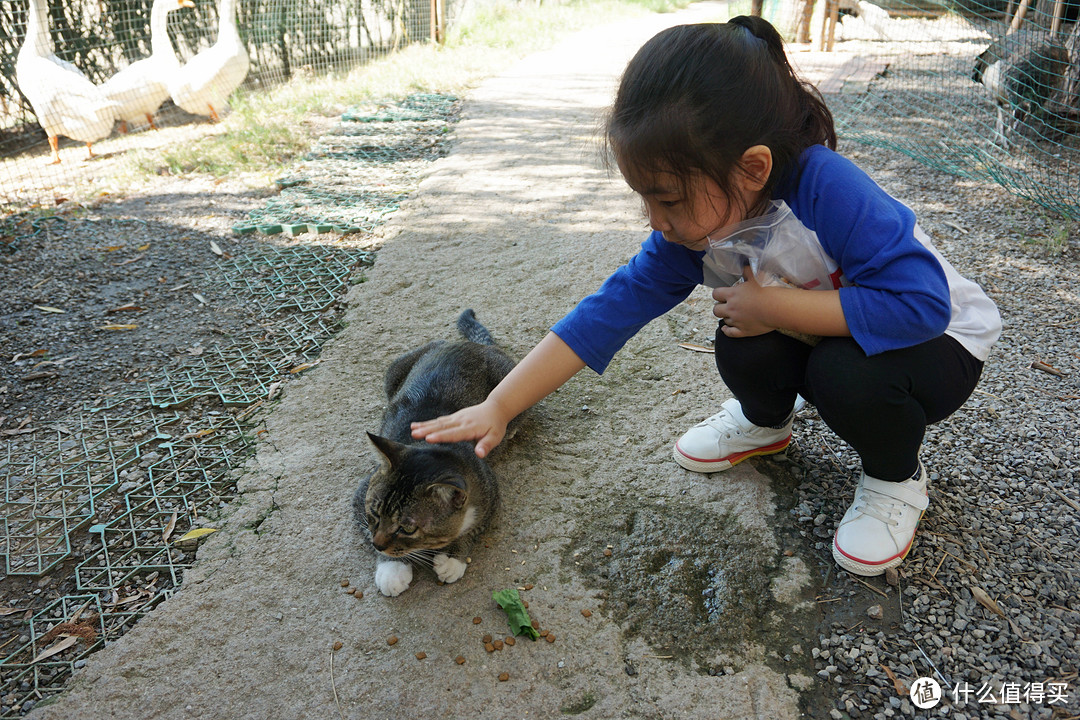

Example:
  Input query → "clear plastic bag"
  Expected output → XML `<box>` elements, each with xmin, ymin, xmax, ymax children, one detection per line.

<box><xmin>705</xmin><ymin>200</ymin><xmax>850</xmax><ymax>291</ymax></box>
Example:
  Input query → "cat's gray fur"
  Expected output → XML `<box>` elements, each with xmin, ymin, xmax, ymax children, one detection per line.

<box><xmin>355</xmin><ymin>309</ymin><xmax>515</xmax><ymax>596</ymax></box>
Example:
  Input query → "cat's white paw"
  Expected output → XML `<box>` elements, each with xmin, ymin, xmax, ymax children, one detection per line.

<box><xmin>375</xmin><ymin>560</ymin><xmax>413</xmax><ymax>597</ymax></box>
<box><xmin>433</xmin><ymin>554</ymin><xmax>467</xmax><ymax>584</ymax></box>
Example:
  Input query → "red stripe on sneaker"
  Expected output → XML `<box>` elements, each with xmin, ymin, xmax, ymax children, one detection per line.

<box><xmin>832</xmin><ymin>509</ymin><xmax>924</xmax><ymax>566</ymax></box>
<box><xmin>675</xmin><ymin>435</ymin><xmax>791</xmax><ymax>466</ymax></box>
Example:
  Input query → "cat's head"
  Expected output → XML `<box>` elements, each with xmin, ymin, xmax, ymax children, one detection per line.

<box><xmin>361</xmin><ymin>432</ymin><xmax>482</xmax><ymax>558</ymax></box>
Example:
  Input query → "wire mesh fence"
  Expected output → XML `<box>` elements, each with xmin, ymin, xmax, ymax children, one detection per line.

<box><xmin>0</xmin><ymin>86</ymin><xmax>457</xmax><ymax>717</ymax></box>
<box><xmin>775</xmin><ymin>0</ymin><xmax>1080</xmax><ymax>217</ymax></box>
<box><xmin>1</xmin><ymin>0</ymin><xmax>460</xmax><ymax>202</ymax></box>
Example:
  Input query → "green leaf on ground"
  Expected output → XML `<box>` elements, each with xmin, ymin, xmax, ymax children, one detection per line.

<box><xmin>492</xmin><ymin>588</ymin><xmax>539</xmax><ymax>640</ymax></box>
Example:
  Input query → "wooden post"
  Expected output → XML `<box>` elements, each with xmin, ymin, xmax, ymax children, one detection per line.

<box><xmin>430</xmin><ymin>0</ymin><xmax>437</xmax><ymax>43</ymax></box>
<box><xmin>826</xmin><ymin>0</ymin><xmax>840</xmax><ymax>51</ymax></box>
<box><xmin>435</xmin><ymin>0</ymin><xmax>445</xmax><ymax>44</ymax></box>
<box><xmin>1051</xmin><ymin>0</ymin><xmax>1066</xmax><ymax>35</ymax></box>
<box><xmin>1008</xmin><ymin>0</ymin><xmax>1030</xmax><ymax>34</ymax></box>
<box><xmin>797</xmin><ymin>0</ymin><xmax>816</xmax><ymax>44</ymax></box>
<box><xmin>818</xmin><ymin>0</ymin><xmax>832</xmax><ymax>49</ymax></box>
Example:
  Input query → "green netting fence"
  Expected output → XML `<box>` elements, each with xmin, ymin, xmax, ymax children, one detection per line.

<box><xmin>773</xmin><ymin>0</ymin><xmax>1080</xmax><ymax>217</ymax></box>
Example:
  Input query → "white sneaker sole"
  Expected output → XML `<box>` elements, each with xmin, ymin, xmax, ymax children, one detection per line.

<box><xmin>672</xmin><ymin>436</ymin><xmax>791</xmax><ymax>474</ymax></box>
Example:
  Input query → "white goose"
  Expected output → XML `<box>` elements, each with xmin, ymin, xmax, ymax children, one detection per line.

<box><xmin>15</xmin><ymin>0</ymin><xmax>119</xmax><ymax>163</ymax></box>
<box><xmin>168</xmin><ymin>0</ymin><xmax>249</xmax><ymax>122</ymax></box>
<box><xmin>101</xmin><ymin>0</ymin><xmax>195</xmax><ymax>133</ymax></box>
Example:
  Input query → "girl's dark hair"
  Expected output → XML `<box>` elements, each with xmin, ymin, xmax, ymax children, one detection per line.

<box><xmin>605</xmin><ymin>17</ymin><xmax>836</xmax><ymax>216</ymax></box>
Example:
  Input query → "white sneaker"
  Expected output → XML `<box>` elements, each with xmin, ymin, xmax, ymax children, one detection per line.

<box><xmin>832</xmin><ymin>465</ymin><xmax>929</xmax><ymax>576</ymax></box>
<box><xmin>673</xmin><ymin>398</ymin><xmax>793</xmax><ymax>473</ymax></box>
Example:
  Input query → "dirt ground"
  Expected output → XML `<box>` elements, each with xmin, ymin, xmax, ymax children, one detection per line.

<box><xmin>3</xmin><ymin>2</ymin><xmax>1077</xmax><ymax>719</ymax></box>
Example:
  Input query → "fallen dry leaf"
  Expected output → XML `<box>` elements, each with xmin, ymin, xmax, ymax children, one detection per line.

<box><xmin>106</xmin><ymin>303</ymin><xmax>144</xmax><ymax>314</ymax></box>
<box><xmin>881</xmin><ymin>664</ymin><xmax>908</xmax><ymax>696</ymax></box>
<box><xmin>34</xmin><ymin>305</ymin><xmax>66</xmax><ymax>314</ymax></box>
<box><xmin>30</xmin><ymin>635</ymin><xmax>78</xmax><ymax>664</ymax></box>
<box><xmin>99</xmin><ymin>324</ymin><xmax>138</xmax><ymax>331</ymax></box>
<box><xmin>176</xmin><ymin>528</ymin><xmax>218</xmax><ymax>543</ymax></box>
<box><xmin>11</xmin><ymin>349</ymin><xmax>48</xmax><ymax>362</ymax></box>
<box><xmin>971</xmin><ymin>586</ymin><xmax>1005</xmax><ymax>617</ymax></box>
<box><xmin>678</xmin><ymin>342</ymin><xmax>714</xmax><ymax>353</ymax></box>
<box><xmin>1030</xmin><ymin>360</ymin><xmax>1066</xmax><ymax>377</ymax></box>
<box><xmin>162</xmin><ymin>512</ymin><xmax>178</xmax><ymax>544</ymax></box>
<box><xmin>137</xmin><ymin>243</ymin><xmax>150</xmax><ymax>251</ymax></box>
<box><xmin>0</xmin><ymin>607</ymin><xmax>21</xmax><ymax>616</ymax></box>
<box><xmin>209</xmin><ymin>240</ymin><xmax>224</xmax><ymax>256</ymax></box>
<box><xmin>192</xmin><ymin>293</ymin><xmax>207</xmax><ymax>305</ymax></box>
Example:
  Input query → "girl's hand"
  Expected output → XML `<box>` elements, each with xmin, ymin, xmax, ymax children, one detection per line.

<box><xmin>712</xmin><ymin>267</ymin><xmax>775</xmax><ymax>337</ymax></box>
<box><xmin>411</xmin><ymin>400</ymin><xmax>508</xmax><ymax>459</ymax></box>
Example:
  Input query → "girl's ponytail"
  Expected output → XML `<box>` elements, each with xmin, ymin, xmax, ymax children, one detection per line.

<box><xmin>727</xmin><ymin>15</ymin><xmax>837</xmax><ymax>153</ymax></box>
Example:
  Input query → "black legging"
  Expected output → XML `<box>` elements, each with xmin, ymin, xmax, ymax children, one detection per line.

<box><xmin>713</xmin><ymin>327</ymin><xmax>984</xmax><ymax>481</ymax></box>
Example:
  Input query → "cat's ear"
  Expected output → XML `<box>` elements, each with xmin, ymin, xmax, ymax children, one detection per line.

<box><xmin>367</xmin><ymin>432</ymin><xmax>405</xmax><ymax>468</ymax></box>
<box><xmin>427</xmin><ymin>477</ymin><xmax>468</xmax><ymax>509</ymax></box>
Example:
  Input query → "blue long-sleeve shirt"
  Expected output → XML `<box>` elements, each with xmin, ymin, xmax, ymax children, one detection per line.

<box><xmin>553</xmin><ymin>145</ymin><xmax>999</xmax><ymax>373</ymax></box>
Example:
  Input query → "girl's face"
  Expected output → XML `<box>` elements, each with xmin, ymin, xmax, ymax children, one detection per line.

<box><xmin>628</xmin><ymin>171</ymin><xmax>746</xmax><ymax>251</ymax></box>
<box><xmin>619</xmin><ymin>146</ymin><xmax>772</xmax><ymax>251</ymax></box>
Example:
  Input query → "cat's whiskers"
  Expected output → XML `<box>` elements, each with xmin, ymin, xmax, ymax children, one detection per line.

<box><xmin>404</xmin><ymin>549</ymin><xmax>438</xmax><ymax>568</ymax></box>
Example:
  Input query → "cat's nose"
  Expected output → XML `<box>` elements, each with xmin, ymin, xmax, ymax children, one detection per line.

<box><xmin>372</xmin><ymin>531</ymin><xmax>391</xmax><ymax>551</ymax></box>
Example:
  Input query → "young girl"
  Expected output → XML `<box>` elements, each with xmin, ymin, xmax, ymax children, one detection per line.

<box><xmin>411</xmin><ymin>16</ymin><xmax>1001</xmax><ymax>577</ymax></box>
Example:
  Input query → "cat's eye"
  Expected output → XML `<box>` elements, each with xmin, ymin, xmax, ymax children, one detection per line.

<box><xmin>397</xmin><ymin>524</ymin><xmax>418</xmax><ymax>535</ymax></box>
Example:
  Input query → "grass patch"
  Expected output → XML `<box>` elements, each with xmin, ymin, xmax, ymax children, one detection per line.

<box><xmin>119</xmin><ymin>0</ymin><xmax>700</xmax><ymax>183</ymax></box>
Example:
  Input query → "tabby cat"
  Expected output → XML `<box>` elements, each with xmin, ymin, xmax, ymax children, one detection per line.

<box><xmin>355</xmin><ymin>310</ymin><xmax>516</xmax><ymax>597</ymax></box>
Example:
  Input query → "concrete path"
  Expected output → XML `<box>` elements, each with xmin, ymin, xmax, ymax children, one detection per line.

<box><xmin>31</xmin><ymin>5</ymin><xmax>820</xmax><ymax>718</ymax></box>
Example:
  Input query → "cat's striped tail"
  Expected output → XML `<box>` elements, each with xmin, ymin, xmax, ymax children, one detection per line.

<box><xmin>457</xmin><ymin>309</ymin><xmax>495</xmax><ymax>346</ymax></box>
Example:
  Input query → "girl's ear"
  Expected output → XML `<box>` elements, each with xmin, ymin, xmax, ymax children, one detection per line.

<box><xmin>737</xmin><ymin>144</ymin><xmax>773</xmax><ymax>193</ymax></box>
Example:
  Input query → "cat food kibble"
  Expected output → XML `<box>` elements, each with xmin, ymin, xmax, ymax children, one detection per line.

<box><xmin>504</xmin><ymin>636</ymin><xmax>516</xmax><ymax>646</ymax></box>
<box><xmin>484</xmin><ymin>642</ymin><xmax>495</xmax><ymax>653</ymax></box>
<box><xmin>581</xmin><ymin>609</ymin><xmax>592</xmax><ymax>618</ymax></box>
<box><xmin>340</xmin><ymin>579</ymin><xmax>350</xmax><ymax>587</ymax></box>
<box><xmin>482</xmin><ymin>634</ymin><xmax>493</xmax><ymax>644</ymax></box>
<box><xmin>346</xmin><ymin>587</ymin><xmax>356</xmax><ymax>595</ymax></box>
<box><xmin>498</xmin><ymin>672</ymin><xmax>510</xmax><ymax>682</ymax></box>
<box><xmin>415</xmin><ymin>652</ymin><xmax>427</xmax><ymax>660</ymax></box>
<box><xmin>603</xmin><ymin>548</ymin><xmax>613</xmax><ymax>557</ymax></box>
<box><xmin>493</xmin><ymin>640</ymin><xmax>504</xmax><ymax>650</ymax></box>
<box><xmin>531</xmin><ymin>620</ymin><xmax>540</xmax><ymax>630</ymax></box>
<box><xmin>354</xmin><ymin>591</ymin><xmax>363</xmax><ymax>600</ymax></box>
<box><xmin>387</xmin><ymin>635</ymin><xmax>399</xmax><ymax>646</ymax></box>
<box><xmin>546</xmin><ymin>633</ymin><xmax>556</xmax><ymax>643</ymax></box>
<box><xmin>522</xmin><ymin>600</ymin><xmax>529</xmax><ymax>608</ymax></box>
<box><xmin>455</xmin><ymin>655</ymin><xmax>466</xmax><ymax>665</ymax></box>
<box><xmin>524</xmin><ymin>584</ymin><xmax>534</xmax><ymax>590</ymax></box>
<box><xmin>473</xmin><ymin>616</ymin><xmax>482</xmax><ymax>624</ymax></box>
<box><xmin>332</xmin><ymin>641</ymin><xmax>343</xmax><ymax>651</ymax></box>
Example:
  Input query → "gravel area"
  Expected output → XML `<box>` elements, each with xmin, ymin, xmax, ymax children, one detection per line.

<box><xmin>785</xmin><ymin>142</ymin><xmax>1080</xmax><ymax>719</ymax></box>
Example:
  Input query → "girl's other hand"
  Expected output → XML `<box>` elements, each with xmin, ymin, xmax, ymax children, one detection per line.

<box><xmin>410</xmin><ymin>400</ymin><xmax>508</xmax><ymax>458</ymax></box>
<box><xmin>712</xmin><ymin>267</ymin><xmax>775</xmax><ymax>337</ymax></box>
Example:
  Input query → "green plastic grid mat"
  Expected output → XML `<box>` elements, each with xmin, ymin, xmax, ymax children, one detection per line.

<box><xmin>2</xmin><ymin>240</ymin><xmax>366</xmax><ymax>716</ymax></box>
<box><xmin>236</xmin><ymin>92</ymin><xmax>461</xmax><ymax>235</ymax></box>
<box><xmin>2</xmin><ymin>411</ymin><xmax>250</xmax><ymax>577</ymax></box>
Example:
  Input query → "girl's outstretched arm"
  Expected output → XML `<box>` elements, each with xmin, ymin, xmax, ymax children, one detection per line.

<box><xmin>411</xmin><ymin>332</ymin><xmax>586</xmax><ymax>458</ymax></box>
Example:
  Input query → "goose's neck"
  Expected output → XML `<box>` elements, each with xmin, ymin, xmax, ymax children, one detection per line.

<box><xmin>149</xmin><ymin>1</ymin><xmax>174</xmax><ymax>57</ymax></box>
<box><xmin>217</xmin><ymin>0</ymin><xmax>240</xmax><ymax>40</ymax></box>
<box><xmin>21</xmin><ymin>0</ymin><xmax>53</xmax><ymax>57</ymax></box>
